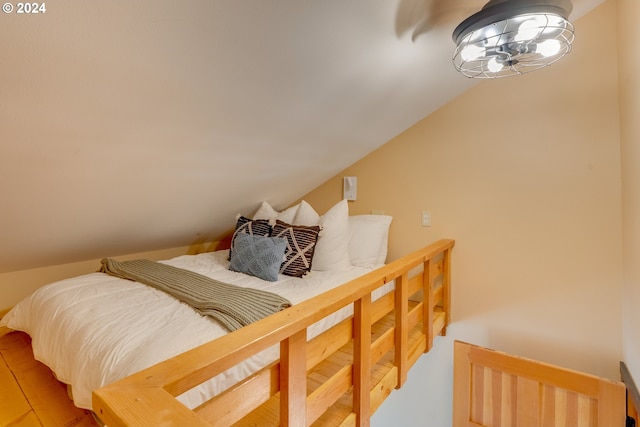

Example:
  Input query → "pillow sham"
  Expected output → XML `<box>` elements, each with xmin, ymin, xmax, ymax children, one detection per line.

<box><xmin>271</xmin><ymin>220</ymin><xmax>320</xmax><ymax>277</ymax></box>
<box><xmin>348</xmin><ymin>215</ymin><xmax>393</xmax><ymax>267</ymax></box>
<box><xmin>229</xmin><ymin>233</ymin><xmax>287</xmax><ymax>282</ymax></box>
<box><xmin>292</xmin><ymin>200</ymin><xmax>320</xmax><ymax>226</ymax></box>
<box><xmin>252</xmin><ymin>201</ymin><xmax>299</xmax><ymax>224</ymax></box>
<box><xmin>293</xmin><ymin>200</ymin><xmax>351</xmax><ymax>271</ymax></box>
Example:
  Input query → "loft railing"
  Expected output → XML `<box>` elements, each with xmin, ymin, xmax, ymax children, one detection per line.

<box><xmin>93</xmin><ymin>239</ymin><xmax>455</xmax><ymax>427</ymax></box>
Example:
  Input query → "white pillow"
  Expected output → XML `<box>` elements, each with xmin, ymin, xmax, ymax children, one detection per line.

<box><xmin>253</xmin><ymin>201</ymin><xmax>299</xmax><ymax>224</ymax></box>
<box><xmin>348</xmin><ymin>215</ymin><xmax>393</xmax><ymax>267</ymax></box>
<box><xmin>293</xmin><ymin>200</ymin><xmax>351</xmax><ymax>271</ymax></box>
<box><xmin>292</xmin><ymin>200</ymin><xmax>319</xmax><ymax>226</ymax></box>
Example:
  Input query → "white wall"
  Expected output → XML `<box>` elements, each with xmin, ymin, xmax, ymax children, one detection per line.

<box><xmin>0</xmin><ymin>242</ymin><xmax>217</xmax><ymax>310</ymax></box>
<box><xmin>304</xmin><ymin>2</ymin><xmax>623</xmax><ymax>425</ymax></box>
<box><xmin>618</xmin><ymin>0</ymin><xmax>640</xmax><ymax>385</ymax></box>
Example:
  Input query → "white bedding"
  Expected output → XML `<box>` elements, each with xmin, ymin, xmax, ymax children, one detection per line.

<box><xmin>1</xmin><ymin>249</ymin><xmax>389</xmax><ymax>410</ymax></box>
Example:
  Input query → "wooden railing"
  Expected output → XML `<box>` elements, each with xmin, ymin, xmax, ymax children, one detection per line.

<box><xmin>93</xmin><ymin>239</ymin><xmax>455</xmax><ymax>427</ymax></box>
<box><xmin>454</xmin><ymin>341</ymin><xmax>626</xmax><ymax>426</ymax></box>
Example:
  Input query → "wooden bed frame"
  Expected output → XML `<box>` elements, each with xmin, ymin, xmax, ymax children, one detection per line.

<box><xmin>93</xmin><ymin>238</ymin><xmax>455</xmax><ymax>426</ymax></box>
<box><xmin>0</xmin><ymin>308</ymin><xmax>10</xmax><ymax>338</ymax></box>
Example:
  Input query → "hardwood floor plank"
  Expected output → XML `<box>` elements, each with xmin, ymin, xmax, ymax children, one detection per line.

<box><xmin>0</xmin><ymin>332</ymin><xmax>98</xmax><ymax>427</ymax></box>
<box><xmin>6</xmin><ymin>411</ymin><xmax>42</xmax><ymax>427</ymax></box>
<box><xmin>0</xmin><ymin>351</ymin><xmax>32</xmax><ymax>426</ymax></box>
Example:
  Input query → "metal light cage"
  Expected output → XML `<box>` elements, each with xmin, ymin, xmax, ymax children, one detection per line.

<box><xmin>452</xmin><ymin>0</ymin><xmax>575</xmax><ymax>78</ymax></box>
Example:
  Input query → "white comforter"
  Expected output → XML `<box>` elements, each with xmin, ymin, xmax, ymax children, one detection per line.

<box><xmin>1</xmin><ymin>250</ymin><xmax>386</xmax><ymax>410</ymax></box>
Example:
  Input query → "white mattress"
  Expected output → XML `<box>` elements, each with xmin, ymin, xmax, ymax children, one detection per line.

<box><xmin>1</xmin><ymin>250</ymin><xmax>389</xmax><ymax>410</ymax></box>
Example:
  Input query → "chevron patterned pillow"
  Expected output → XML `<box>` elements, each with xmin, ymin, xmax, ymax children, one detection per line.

<box><xmin>271</xmin><ymin>220</ymin><xmax>321</xmax><ymax>278</ymax></box>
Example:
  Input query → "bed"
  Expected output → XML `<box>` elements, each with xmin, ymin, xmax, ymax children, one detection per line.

<box><xmin>1</xmin><ymin>199</ymin><xmax>455</xmax><ymax>426</ymax></box>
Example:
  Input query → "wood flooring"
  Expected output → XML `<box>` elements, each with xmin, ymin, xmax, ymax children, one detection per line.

<box><xmin>0</xmin><ymin>331</ymin><xmax>99</xmax><ymax>427</ymax></box>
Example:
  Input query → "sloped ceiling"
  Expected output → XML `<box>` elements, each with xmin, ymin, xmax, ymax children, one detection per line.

<box><xmin>0</xmin><ymin>0</ymin><xmax>603</xmax><ymax>273</ymax></box>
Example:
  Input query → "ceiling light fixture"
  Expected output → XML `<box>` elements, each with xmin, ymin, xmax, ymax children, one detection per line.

<box><xmin>452</xmin><ymin>0</ymin><xmax>575</xmax><ymax>78</ymax></box>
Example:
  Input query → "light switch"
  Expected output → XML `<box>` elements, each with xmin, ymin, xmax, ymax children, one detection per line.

<box><xmin>421</xmin><ymin>211</ymin><xmax>432</xmax><ymax>227</ymax></box>
<box><xmin>343</xmin><ymin>176</ymin><xmax>357</xmax><ymax>201</ymax></box>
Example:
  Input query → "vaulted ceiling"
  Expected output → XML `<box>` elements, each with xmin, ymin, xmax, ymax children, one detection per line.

<box><xmin>0</xmin><ymin>0</ymin><xmax>604</xmax><ymax>272</ymax></box>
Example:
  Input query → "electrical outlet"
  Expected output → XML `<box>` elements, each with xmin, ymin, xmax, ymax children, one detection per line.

<box><xmin>421</xmin><ymin>211</ymin><xmax>432</xmax><ymax>227</ymax></box>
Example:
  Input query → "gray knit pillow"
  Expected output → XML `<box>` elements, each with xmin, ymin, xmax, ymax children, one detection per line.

<box><xmin>229</xmin><ymin>232</ymin><xmax>287</xmax><ymax>282</ymax></box>
<box><xmin>228</xmin><ymin>216</ymin><xmax>272</xmax><ymax>261</ymax></box>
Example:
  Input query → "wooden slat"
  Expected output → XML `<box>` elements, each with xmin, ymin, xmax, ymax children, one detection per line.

<box><xmin>371</xmin><ymin>328</ymin><xmax>394</xmax><ymax>368</ymax></box>
<box><xmin>394</xmin><ymin>272</ymin><xmax>409</xmax><ymax>389</ymax></box>
<box><xmin>280</xmin><ymin>329</ymin><xmax>307</xmax><ymax>427</ymax></box>
<box><xmin>408</xmin><ymin>274</ymin><xmax>422</xmax><ymax>298</ymax></box>
<box><xmin>453</xmin><ymin>341</ymin><xmax>472</xmax><ymax>427</ymax></box>
<box><xmin>430</xmin><ymin>257</ymin><xmax>444</xmax><ymax>281</ymax></box>
<box><xmin>196</xmin><ymin>363</ymin><xmax>280</xmax><ymax>427</ymax></box>
<box><xmin>95</xmin><ymin>387</ymin><xmax>211</xmax><ymax>427</ymax></box>
<box><xmin>516</xmin><ymin>377</ymin><xmax>539</xmax><ymax>427</ymax></box>
<box><xmin>370</xmin><ymin>366</ymin><xmax>398</xmax><ymax>414</ymax></box>
<box><xmin>433</xmin><ymin>284</ymin><xmax>443</xmax><ymax>308</ymax></box>
<box><xmin>353</xmin><ymin>295</ymin><xmax>371</xmax><ymax>427</ymax></box>
<box><xmin>307</xmin><ymin>318</ymin><xmax>352</xmax><ymax>370</ymax></box>
<box><xmin>228</xmin><ymin>395</ymin><xmax>280</xmax><ymax>426</ymax></box>
<box><xmin>433</xmin><ymin>310</ymin><xmax>445</xmax><ymax>336</ymax></box>
<box><xmin>468</xmin><ymin>345</ymin><xmax>600</xmax><ymax>397</ymax></box>
<box><xmin>423</xmin><ymin>258</ymin><xmax>434</xmax><ymax>352</ymax></box>
<box><xmin>371</xmin><ymin>292</ymin><xmax>394</xmax><ymax>325</ymax></box>
<box><xmin>441</xmin><ymin>247</ymin><xmax>452</xmax><ymax>334</ymax></box>
<box><xmin>407</xmin><ymin>334</ymin><xmax>427</xmax><ymax>369</ymax></box>
<box><xmin>339</xmin><ymin>412</ymin><xmax>356</xmax><ymax>427</ymax></box>
<box><xmin>408</xmin><ymin>301</ymin><xmax>423</xmax><ymax>330</ymax></box>
<box><xmin>307</xmin><ymin>365</ymin><xmax>352</xmax><ymax>425</ymax></box>
<box><xmin>597</xmin><ymin>378</ymin><xmax>626</xmax><ymax>426</ymax></box>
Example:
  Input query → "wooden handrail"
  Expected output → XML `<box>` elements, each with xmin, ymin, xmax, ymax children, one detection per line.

<box><xmin>93</xmin><ymin>239</ymin><xmax>455</xmax><ymax>427</ymax></box>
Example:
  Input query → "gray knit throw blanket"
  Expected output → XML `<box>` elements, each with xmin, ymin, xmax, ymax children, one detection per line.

<box><xmin>100</xmin><ymin>258</ymin><xmax>291</xmax><ymax>332</ymax></box>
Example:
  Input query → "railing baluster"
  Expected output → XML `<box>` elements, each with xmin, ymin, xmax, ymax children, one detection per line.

<box><xmin>394</xmin><ymin>273</ymin><xmax>409</xmax><ymax>389</ymax></box>
<box><xmin>280</xmin><ymin>329</ymin><xmax>307</xmax><ymax>427</ymax></box>
<box><xmin>423</xmin><ymin>258</ymin><xmax>434</xmax><ymax>352</ymax></box>
<box><xmin>442</xmin><ymin>247</ymin><xmax>452</xmax><ymax>335</ymax></box>
<box><xmin>353</xmin><ymin>295</ymin><xmax>371</xmax><ymax>427</ymax></box>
